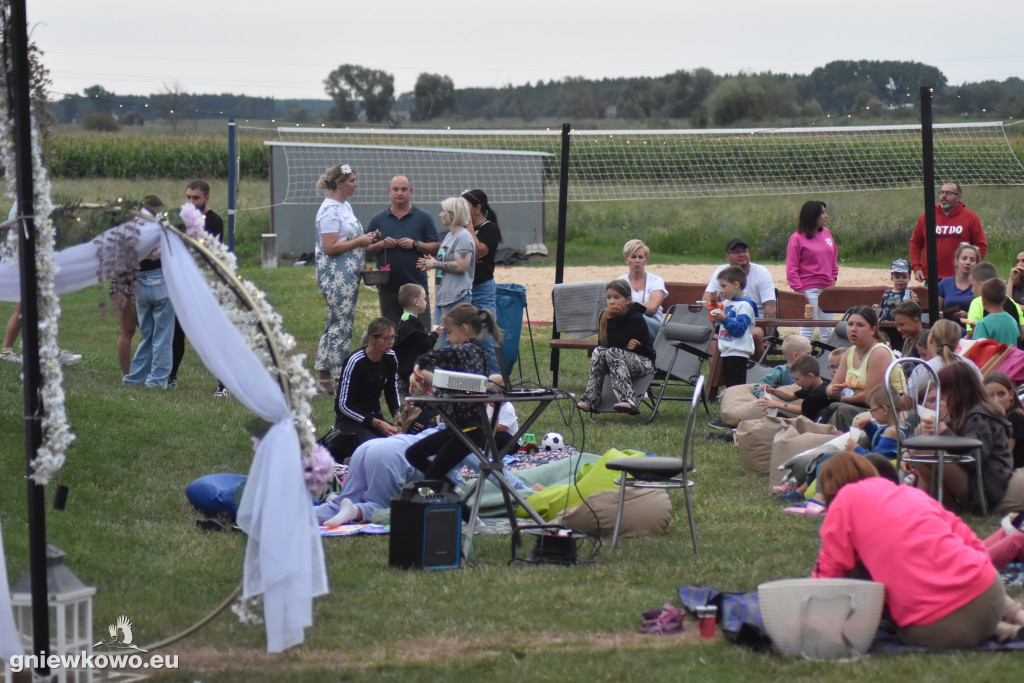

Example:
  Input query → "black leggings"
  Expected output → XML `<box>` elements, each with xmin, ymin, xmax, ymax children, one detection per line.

<box><xmin>170</xmin><ymin>318</ymin><xmax>185</xmax><ymax>381</ymax></box>
<box><xmin>405</xmin><ymin>426</ymin><xmax>487</xmax><ymax>483</ymax></box>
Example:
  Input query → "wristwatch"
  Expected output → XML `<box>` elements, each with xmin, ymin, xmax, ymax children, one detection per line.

<box><xmin>412</xmin><ymin>240</ymin><xmax>419</xmax><ymax>251</ymax></box>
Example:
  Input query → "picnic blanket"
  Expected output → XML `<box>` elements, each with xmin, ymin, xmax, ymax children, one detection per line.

<box><xmin>679</xmin><ymin>583</ymin><xmax>1024</xmax><ymax>653</ymax></box>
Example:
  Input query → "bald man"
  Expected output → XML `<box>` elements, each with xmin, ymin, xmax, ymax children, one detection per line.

<box><xmin>365</xmin><ymin>175</ymin><xmax>440</xmax><ymax>327</ymax></box>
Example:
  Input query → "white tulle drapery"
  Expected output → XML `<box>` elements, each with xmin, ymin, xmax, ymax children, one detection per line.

<box><xmin>0</xmin><ymin>220</ymin><xmax>326</xmax><ymax>653</ymax></box>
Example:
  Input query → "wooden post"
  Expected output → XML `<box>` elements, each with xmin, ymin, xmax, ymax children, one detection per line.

<box><xmin>261</xmin><ymin>234</ymin><xmax>277</xmax><ymax>269</ymax></box>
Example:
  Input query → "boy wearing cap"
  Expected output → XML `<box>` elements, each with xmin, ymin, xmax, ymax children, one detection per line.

<box><xmin>878</xmin><ymin>258</ymin><xmax>919</xmax><ymax>322</ymax></box>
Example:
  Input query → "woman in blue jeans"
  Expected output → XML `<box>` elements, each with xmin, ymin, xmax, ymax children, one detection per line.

<box><xmin>463</xmin><ymin>189</ymin><xmax>502</xmax><ymax>374</ymax></box>
<box><xmin>123</xmin><ymin>196</ymin><xmax>176</xmax><ymax>388</ymax></box>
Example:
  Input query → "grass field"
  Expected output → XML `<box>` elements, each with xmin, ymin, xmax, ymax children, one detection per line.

<box><xmin>0</xmin><ymin>264</ymin><xmax>1019</xmax><ymax>680</ymax></box>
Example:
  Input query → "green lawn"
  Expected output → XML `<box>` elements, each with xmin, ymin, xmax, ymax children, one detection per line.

<box><xmin>0</xmin><ymin>264</ymin><xmax>1019</xmax><ymax>680</ymax></box>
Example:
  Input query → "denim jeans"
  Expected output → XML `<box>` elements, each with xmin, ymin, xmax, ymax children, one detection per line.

<box><xmin>472</xmin><ymin>279</ymin><xmax>501</xmax><ymax>374</ymax></box>
<box><xmin>124</xmin><ymin>268</ymin><xmax>175</xmax><ymax>388</ymax></box>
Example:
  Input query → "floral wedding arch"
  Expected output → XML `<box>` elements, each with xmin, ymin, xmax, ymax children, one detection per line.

<box><xmin>0</xmin><ymin>125</ymin><xmax>329</xmax><ymax>653</ymax></box>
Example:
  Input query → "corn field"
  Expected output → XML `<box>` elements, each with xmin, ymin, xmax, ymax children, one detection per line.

<box><xmin>45</xmin><ymin>133</ymin><xmax>267</xmax><ymax>179</ymax></box>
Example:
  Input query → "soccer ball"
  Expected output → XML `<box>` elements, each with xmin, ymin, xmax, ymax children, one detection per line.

<box><xmin>541</xmin><ymin>432</ymin><xmax>563</xmax><ymax>452</ymax></box>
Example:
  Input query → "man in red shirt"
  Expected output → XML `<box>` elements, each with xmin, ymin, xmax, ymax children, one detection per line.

<box><xmin>909</xmin><ymin>182</ymin><xmax>987</xmax><ymax>281</ymax></box>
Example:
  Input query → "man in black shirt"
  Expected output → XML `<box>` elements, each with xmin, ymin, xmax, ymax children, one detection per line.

<box><xmin>186</xmin><ymin>179</ymin><xmax>224</xmax><ymax>239</ymax></box>
<box><xmin>171</xmin><ymin>180</ymin><xmax>227</xmax><ymax>393</ymax></box>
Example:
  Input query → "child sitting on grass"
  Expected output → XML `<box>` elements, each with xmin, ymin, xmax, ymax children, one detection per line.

<box><xmin>826</xmin><ymin>347</ymin><xmax>845</xmax><ymax>383</ymax></box>
<box><xmin>848</xmin><ymin>384</ymin><xmax>900</xmax><ymax>461</ymax></box>
<box><xmin>966</xmin><ymin>261</ymin><xmax>1024</xmax><ymax>341</ymax></box>
<box><xmin>985</xmin><ymin>372</ymin><xmax>1024</xmax><ymax>469</ymax></box>
<box><xmin>751</xmin><ymin>335</ymin><xmax>812</xmax><ymax>398</ymax></box>
<box><xmin>710</xmin><ymin>265</ymin><xmax>755</xmax><ymax>388</ymax></box>
<box><xmin>756</xmin><ymin>355</ymin><xmax>832</xmax><ymax>421</ymax></box>
<box><xmin>879</xmin><ymin>258</ymin><xmax>919</xmax><ymax>322</ymax></box>
<box><xmin>972</xmin><ymin>278</ymin><xmax>1022</xmax><ymax>346</ymax></box>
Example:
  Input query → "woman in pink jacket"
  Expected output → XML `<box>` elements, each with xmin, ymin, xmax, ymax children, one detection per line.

<box><xmin>813</xmin><ymin>452</ymin><xmax>1024</xmax><ymax>647</ymax></box>
<box><xmin>786</xmin><ymin>200</ymin><xmax>839</xmax><ymax>340</ymax></box>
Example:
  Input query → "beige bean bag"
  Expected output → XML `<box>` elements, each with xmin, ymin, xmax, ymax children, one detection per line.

<box><xmin>553</xmin><ymin>487</ymin><xmax>672</xmax><ymax>537</ymax></box>
<box><xmin>720</xmin><ymin>383</ymin><xmax>801</xmax><ymax>427</ymax></box>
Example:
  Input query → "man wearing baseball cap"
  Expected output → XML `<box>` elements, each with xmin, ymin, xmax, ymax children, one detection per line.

<box><xmin>703</xmin><ymin>237</ymin><xmax>777</xmax><ymax>321</ymax></box>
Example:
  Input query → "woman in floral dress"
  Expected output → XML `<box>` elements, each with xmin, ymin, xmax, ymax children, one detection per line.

<box><xmin>314</xmin><ymin>163</ymin><xmax>380</xmax><ymax>395</ymax></box>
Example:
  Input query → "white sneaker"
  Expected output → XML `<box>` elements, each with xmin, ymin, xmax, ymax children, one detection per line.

<box><xmin>213</xmin><ymin>387</ymin><xmax>230</xmax><ymax>397</ymax></box>
<box><xmin>0</xmin><ymin>348</ymin><xmax>20</xmax><ymax>364</ymax></box>
<box><xmin>57</xmin><ymin>349</ymin><xmax>82</xmax><ymax>366</ymax></box>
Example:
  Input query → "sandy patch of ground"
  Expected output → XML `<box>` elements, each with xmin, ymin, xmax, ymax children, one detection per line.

<box><xmin>493</xmin><ymin>263</ymin><xmax>892</xmax><ymax>323</ymax></box>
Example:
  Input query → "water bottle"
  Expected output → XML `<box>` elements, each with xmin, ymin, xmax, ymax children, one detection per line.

<box><xmin>434</xmin><ymin>247</ymin><xmax>445</xmax><ymax>286</ymax></box>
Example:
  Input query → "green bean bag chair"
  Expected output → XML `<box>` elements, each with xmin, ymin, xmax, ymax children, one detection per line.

<box><xmin>518</xmin><ymin>448</ymin><xmax>648</xmax><ymax>520</ymax></box>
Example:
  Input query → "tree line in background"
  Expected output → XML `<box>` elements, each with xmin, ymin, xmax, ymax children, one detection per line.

<box><xmin>54</xmin><ymin>59</ymin><xmax>1024</xmax><ymax>129</ymax></box>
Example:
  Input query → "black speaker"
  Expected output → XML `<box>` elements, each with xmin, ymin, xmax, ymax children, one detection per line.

<box><xmin>388</xmin><ymin>480</ymin><xmax>461</xmax><ymax>569</ymax></box>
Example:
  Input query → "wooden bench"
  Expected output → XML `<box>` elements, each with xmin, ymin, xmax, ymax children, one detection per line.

<box><xmin>817</xmin><ymin>286</ymin><xmax>930</xmax><ymax>316</ymax></box>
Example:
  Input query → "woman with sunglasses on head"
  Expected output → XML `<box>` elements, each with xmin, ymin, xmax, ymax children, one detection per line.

<box><xmin>418</xmin><ymin>197</ymin><xmax>475</xmax><ymax>344</ymax></box>
<box><xmin>463</xmin><ymin>189</ymin><xmax>502</xmax><ymax>372</ymax></box>
<box><xmin>327</xmin><ymin>317</ymin><xmax>401</xmax><ymax>462</ymax></box>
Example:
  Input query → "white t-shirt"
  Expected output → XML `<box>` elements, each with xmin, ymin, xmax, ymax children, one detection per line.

<box><xmin>705</xmin><ymin>262</ymin><xmax>776</xmax><ymax>317</ymax></box>
<box><xmin>315</xmin><ymin>198</ymin><xmax>360</xmax><ymax>250</ymax></box>
<box><xmin>617</xmin><ymin>272</ymin><xmax>669</xmax><ymax>321</ymax></box>
<box><xmin>486</xmin><ymin>401</ymin><xmax>519</xmax><ymax>434</ymax></box>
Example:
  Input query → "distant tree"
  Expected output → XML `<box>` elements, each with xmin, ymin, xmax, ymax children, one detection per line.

<box><xmin>81</xmin><ymin>110</ymin><xmax>118</xmax><ymax>132</ymax></box>
<box><xmin>288</xmin><ymin>106</ymin><xmax>311</xmax><ymax>123</ymax></box>
<box><xmin>808</xmin><ymin>60</ymin><xmax>946</xmax><ymax>113</ymax></box>
<box><xmin>120</xmin><ymin>110</ymin><xmax>144</xmax><ymax>126</ymax></box>
<box><xmin>706</xmin><ymin>74</ymin><xmax>798</xmax><ymax>125</ymax></box>
<box><xmin>151</xmin><ymin>82</ymin><xmax>192</xmax><ymax>130</ymax></box>
<box><xmin>561</xmin><ymin>77</ymin><xmax>603</xmax><ymax>119</ymax></box>
<box><xmin>411</xmin><ymin>73</ymin><xmax>455</xmax><ymax>121</ymax></box>
<box><xmin>324</xmin><ymin>64</ymin><xmax>395</xmax><ymax>123</ymax></box>
<box><xmin>83</xmin><ymin>84</ymin><xmax>115</xmax><ymax>114</ymax></box>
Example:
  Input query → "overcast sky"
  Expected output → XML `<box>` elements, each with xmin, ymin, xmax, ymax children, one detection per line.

<box><xmin>26</xmin><ymin>0</ymin><xmax>1024</xmax><ymax>102</ymax></box>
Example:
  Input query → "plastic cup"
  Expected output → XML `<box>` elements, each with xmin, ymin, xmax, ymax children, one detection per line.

<box><xmin>698</xmin><ymin>605</ymin><xmax>717</xmax><ymax>638</ymax></box>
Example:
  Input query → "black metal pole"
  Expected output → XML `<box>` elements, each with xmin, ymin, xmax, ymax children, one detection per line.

<box><xmin>550</xmin><ymin>123</ymin><xmax>571</xmax><ymax>386</ymax></box>
<box><xmin>8</xmin><ymin>0</ymin><xmax>51</xmax><ymax>675</ymax></box>
<box><xmin>227</xmin><ymin>118</ymin><xmax>237</xmax><ymax>252</ymax></box>
<box><xmin>920</xmin><ymin>86</ymin><xmax>939</xmax><ymax>324</ymax></box>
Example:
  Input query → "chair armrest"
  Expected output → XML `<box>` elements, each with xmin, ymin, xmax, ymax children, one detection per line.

<box><xmin>662</xmin><ymin>322</ymin><xmax>712</xmax><ymax>344</ymax></box>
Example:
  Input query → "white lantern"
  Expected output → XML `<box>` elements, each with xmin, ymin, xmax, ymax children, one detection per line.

<box><xmin>7</xmin><ymin>543</ymin><xmax>95</xmax><ymax>683</ymax></box>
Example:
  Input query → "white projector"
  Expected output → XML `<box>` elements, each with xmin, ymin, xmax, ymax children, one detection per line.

<box><xmin>432</xmin><ymin>369</ymin><xmax>489</xmax><ymax>393</ymax></box>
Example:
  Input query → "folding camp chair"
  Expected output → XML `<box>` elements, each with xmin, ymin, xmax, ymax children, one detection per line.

<box><xmin>587</xmin><ymin>366</ymin><xmax>658</xmax><ymax>422</ymax></box>
<box><xmin>646</xmin><ymin>303</ymin><xmax>715</xmax><ymax>420</ymax></box>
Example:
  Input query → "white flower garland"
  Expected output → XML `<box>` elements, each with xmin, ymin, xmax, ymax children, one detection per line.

<box><xmin>166</xmin><ymin>205</ymin><xmax>319</xmax><ymax>463</ymax></box>
<box><xmin>0</xmin><ymin>78</ymin><xmax>74</xmax><ymax>485</ymax></box>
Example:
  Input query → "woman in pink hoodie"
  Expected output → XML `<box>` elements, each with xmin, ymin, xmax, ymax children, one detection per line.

<box><xmin>786</xmin><ymin>200</ymin><xmax>839</xmax><ymax>340</ymax></box>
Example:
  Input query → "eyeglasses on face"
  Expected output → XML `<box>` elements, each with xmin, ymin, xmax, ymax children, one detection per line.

<box><xmin>939</xmin><ymin>190</ymin><xmax>960</xmax><ymax>196</ymax></box>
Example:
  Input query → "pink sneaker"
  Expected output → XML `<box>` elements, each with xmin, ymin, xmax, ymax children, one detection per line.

<box><xmin>783</xmin><ymin>500</ymin><xmax>826</xmax><ymax>516</ymax></box>
<box><xmin>771</xmin><ymin>480</ymin><xmax>799</xmax><ymax>496</ymax></box>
